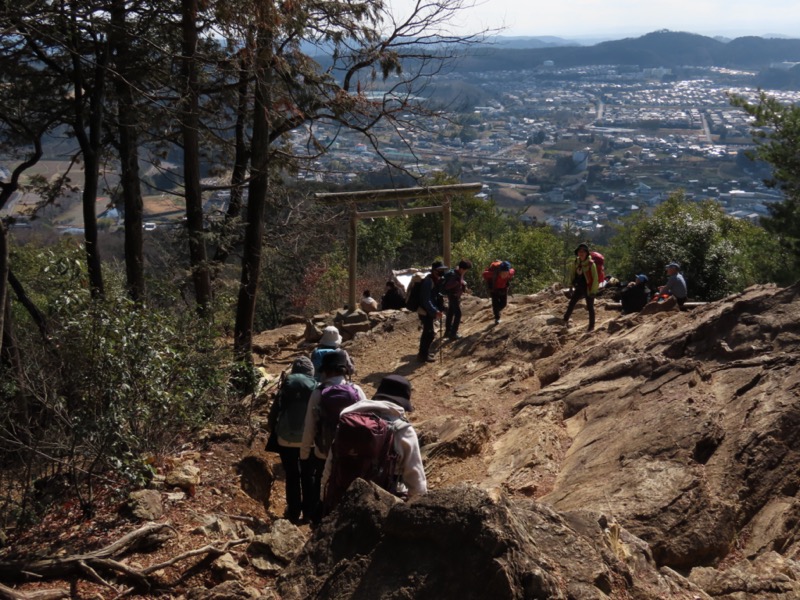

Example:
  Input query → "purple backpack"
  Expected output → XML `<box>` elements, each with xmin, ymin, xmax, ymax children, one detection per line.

<box><xmin>314</xmin><ymin>383</ymin><xmax>360</xmax><ymax>455</ymax></box>
<box><xmin>323</xmin><ymin>412</ymin><xmax>398</xmax><ymax>515</ymax></box>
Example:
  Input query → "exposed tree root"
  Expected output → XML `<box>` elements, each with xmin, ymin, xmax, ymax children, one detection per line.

<box><xmin>0</xmin><ymin>522</ymin><xmax>249</xmax><ymax>596</ymax></box>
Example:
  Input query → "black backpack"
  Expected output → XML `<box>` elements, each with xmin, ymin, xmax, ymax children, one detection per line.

<box><xmin>405</xmin><ymin>275</ymin><xmax>424</xmax><ymax>311</ymax></box>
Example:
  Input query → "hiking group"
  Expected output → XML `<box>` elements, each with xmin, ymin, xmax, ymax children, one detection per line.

<box><xmin>267</xmin><ymin>250</ymin><xmax>688</xmax><ymax>524</ymax></box>
<box><xmin>267</xmin><ymin>329</ymin><xmax>426</xmax><ymax>525</ymax></box>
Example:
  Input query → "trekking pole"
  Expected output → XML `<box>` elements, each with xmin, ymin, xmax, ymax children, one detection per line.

<box><xmin>439</xmin><ymin>315</ymin><xmax>444</xmax><ymax>365</ymax></box>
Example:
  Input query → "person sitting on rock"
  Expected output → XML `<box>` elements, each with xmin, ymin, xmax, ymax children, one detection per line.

<box><xmin>655</xmin><ymin>262</ymin><xmax>688</xmax><ymax>307</ymax></box>
<box><xmin>620</xmin><ymin>274</ymin><xmax>650</xmax><ymax>314</ymax></box>
<box><xmin>379</xmin><ymin>280</ymin><xmax>406</xmax><ymax>310</ymax></box>
<box><xmin>359</xmin><ymin>289</ymin><xmax>379</xmax><ymax>313</ymax></box>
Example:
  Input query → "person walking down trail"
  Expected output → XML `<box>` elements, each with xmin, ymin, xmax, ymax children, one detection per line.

<box><xmin>380</xmin><ymin>280</ymin><xmax>406</xmax><ymax>310</ymax></box>
<box><xmin>443</xmin><ymin>259</ymin><xmax>472</xmax><ymax>339</ymax></box>
<box><xmin>417</xmin><ymin>260</ymin><xmax>448</xmax><ymax>363</ymax></box>
<box><xmin>310</xmin><ymin>325</ymin><xmax>355</xmax><ymax>381</ymax></box>
<box><xmin>265</xmin><ymin>356</ymin><xmax>318</xmax><ymax>524</ymax></box>
<box><xmin>656</xmin><ymin>262</ymin><xmax>688</xmax><ymax>307</ymax></box>
<box><xmin>359</xmin><ymin>290</ymin><xmax>379</xmax><ymax>313</ymax></box>
<box><xmin>563</xmin><ymin>243</ymin><xmax>599</xmax><ymax>332</ymax></box>
<box><xmin>321</xmin><ymin>374</ymin><xmax>427</xmax><ymax>515</ymax></box>
<box><xmin>620</xmin><ymin>274</ymin><xmax>650</xmax><ymax>315</ymax></box>
<box><xmin>483</xmin><ymin>260</ymin><xmax>514</xmax><ymax>325</ymax></box>
<box><xmin>300</xmin><ymin>350</ymin><xmax>368</xmax><ymax>524</ymax></box>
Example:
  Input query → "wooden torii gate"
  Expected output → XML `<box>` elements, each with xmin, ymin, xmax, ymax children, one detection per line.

<box><xmin>315</xmin><ymin>182</ymin><xmax>483</xmax><ymax>310</ymax></box>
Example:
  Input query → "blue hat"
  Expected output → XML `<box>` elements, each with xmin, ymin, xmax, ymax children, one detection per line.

<box><xmin>665</xmin><ymin>262</ymin><xmax>680</xmax><ymax>270</ymax></box>
<box><xmin>636</xmin><ymin>274</ymin><xmax>648</xmax><ymax>283</ymax></box>
<box><xmin>499</xmin><ymin>261</ymin><xmax>511</xmax><ymax>271</ymax></box>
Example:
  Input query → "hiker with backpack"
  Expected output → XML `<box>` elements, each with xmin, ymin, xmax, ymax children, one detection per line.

<box><xmin>415</xmin><ymin>260</ymin><xmax>448</xmax><ymax>363</ymax></box>
<box><xmin>443</xmin><ymin>259</ymin><xmax>472</xmax><ymax>340</ymax></box>
<box><xmin>265</xmin><ymin>356</ymin><xmax>318</xmax><ymax>524</ymax></box>
<box><xmin>321</xmin><ymin>374</ymin><xmax>427</xmax><ymax>515</ymax></box>
<box><xmin>300</xmin><ymin>349</ymin><xmax>368</xmax><ymax>522</ymax></box>
<box><xmin>310</xmin><ymin>326</ymin><xmax>355</xmax><ymax>381</ymax></box>
<box><xmin>563</xmin><ymin>243</ymin><xmax>599</xmax><ymax>332</ymax></box>
<box><xmin>483</xmin><ymin>260</ymin><xmax>515</xmax><ymax>325</ymax></box>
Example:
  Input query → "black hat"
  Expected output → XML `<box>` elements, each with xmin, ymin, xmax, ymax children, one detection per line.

<box><xmin>373</xmin><ymin>374</ymin><xmax>413</xmax><ymax>412</ymax></box>
<box><xmin>574</xmin><ymin>243</ymin><xmax>590</xmax><ymax>255</ymax></box>
<box><xmin>431</xmin><ymin>260</ymin><xmax>449</xmax><ymax>272</ymax></box>
<box><xmin>321</xmin><ymin>349</ymin><xmax>349</xmax><ymax>373</ymax></box>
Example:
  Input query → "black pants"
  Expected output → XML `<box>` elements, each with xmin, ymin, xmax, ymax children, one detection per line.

<box><xmin>445</xmin><ymin>295</ymin><xmax>461</xmax><ymax>336</ymax></box>
<box><xmin>491</xmin><ymin>289</ymin><xmax>508</xmax><ymax>320</ymax></box>
<box><xmin>564</xmin><ymin>286</ymin><xmax>595</xmax><ymax>330</ymax></box>
<box><xmin>419</xmin><ymin>313</ymin><xmax>436</xmax><ymax>357</ymax></box>
<box><xmin>278</xmin><ymin>447</ymin><xmax>324</xmax><ymax>522</ymax></box>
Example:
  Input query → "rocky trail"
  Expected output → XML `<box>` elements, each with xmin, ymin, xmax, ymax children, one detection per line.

<box><xmin>3</xmin><ymin>283</ymin><xmax>800</xmax><ymax>599</ymax></box>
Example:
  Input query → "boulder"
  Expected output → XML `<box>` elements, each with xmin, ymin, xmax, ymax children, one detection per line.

<box><xmin>165</xmin><ymin>462</ymin><xmax>201</xmax><ymax>496</ymax></box>
<box><xmin>689</xmin><ymin>551</ymin><xmax>800</xmax><ymax>598</ymax></box>
<box><xmin>303</xmin><ymin>320</ymin><xmax>323</xmax><ymax>343</ymax></box>
<box><xmin>277</xmin><ymin>482</ymin><xmax>703</xmax><ymax>600</ymax></box>
<box><xmin>236</xmin><ymin>454</ymin><xmax>274</xmax><ymax>513</ymax></box>
<box><xmin>186</xmin><ymin>581</ymin><xmax>268</xmax><ymax>600</ymax></box>
<box><xmin>122</xmin><ymin>489</ymin><xmax>164</xmax><ymax>521</ymax></box>
<box><xmin>247</xmin><ymin>519</ymin><xmax>309</xmax><ymax>575</ymax></box>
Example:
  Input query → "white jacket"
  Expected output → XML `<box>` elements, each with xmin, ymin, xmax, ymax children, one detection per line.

<box><xmin>300</xmin><ymin>376</ymin><xmax>368</xmax><ymax>460</ymax></box>
<box><xmin>321</xmin><ymin>399</ymin><xmax>428</xmax><ymax>500</ymax></box>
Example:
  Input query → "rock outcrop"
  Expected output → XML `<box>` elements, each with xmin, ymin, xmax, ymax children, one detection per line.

<box><xmin>266</xmin><ymin>282</ymin><xmax>800</xmax><ymax>599</ymax></box>
<box><xmin>278</xmin><ymin>481</ymin><xmax>709</xmax><ymax>600</ymax></box>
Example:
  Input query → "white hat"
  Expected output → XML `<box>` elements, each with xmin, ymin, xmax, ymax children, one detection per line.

<box><xmin>319</xmin><ymin>326</ymin><xmax>342</xmax><ymax>347</ymax></box>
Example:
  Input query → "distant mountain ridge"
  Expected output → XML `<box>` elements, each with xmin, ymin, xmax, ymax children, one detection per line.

<box><xmin>488</xmin><ymin>35</ymin><xmax>584</xmax><ymax>49</ymax></box>
<box><xmin>459</xmin><ymin>30</ymin><xmax>800</xmax><ymax>71</ymax></box>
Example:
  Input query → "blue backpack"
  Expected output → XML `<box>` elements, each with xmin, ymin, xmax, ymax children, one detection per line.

<box><xmin>311</xmin><ymin>347</ymin><xmax>338</xmax><ymax>381</ymax></box>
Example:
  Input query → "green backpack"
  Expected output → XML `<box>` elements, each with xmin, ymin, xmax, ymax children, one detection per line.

<box><xmin>275</xmin><ymin>373</ymin><xmax>317</xmax><ymax>444</ymax></box>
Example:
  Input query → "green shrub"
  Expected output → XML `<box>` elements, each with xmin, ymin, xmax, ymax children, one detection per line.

<box><xmin>1</xmin><ymin>245</ymin><xmax>232</xmax><ymax>521</ymax></box>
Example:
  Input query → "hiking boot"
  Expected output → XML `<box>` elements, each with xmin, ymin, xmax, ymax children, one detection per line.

<box><xmin>494</xmin><ymin>318</ymin><xmax>501</xmax><ymax>325</ymax></box>
<box><xmin>448</xmin><ymin>333</ymin><xmax>462</xmax><ymax>340</ymax></box>
<box><xmin>417</xmin><ymin>353</ymin><xmax>435</xmax><ymax>363</ymax></box>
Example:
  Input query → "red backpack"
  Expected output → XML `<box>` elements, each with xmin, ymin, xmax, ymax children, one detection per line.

<box><xmin>484</xmin><ymin>260</ymin><xmax>503</xmax><ymax>290</ymax></box>
<box><xmin>323</xmin><ymin>412</ymin><xmax>399</xmax><ymax>515</ymax></box>
<box><xmin>590</xmin><ymin>251</ymin><xmax>605</xmax><ymax>284</ymax></box>
<box><xmin>314</xmin><ymin>384</ymin><xmax>360</xmax><ymax>456</ymax></box>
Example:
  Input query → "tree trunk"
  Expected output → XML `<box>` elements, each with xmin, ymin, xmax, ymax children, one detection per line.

<box><xmin>0</xmin><ymin>221</ymin><xmax>8</xmax><ymax>360</ymax></box>
<box><xmin>233</xmin><ymin>28</ymin><xmax>272</xmax><ymax>363</ymax></box>
<box><xmin>80</xmin><ymin>148</ymin><xmax>104</xmax><ymax>298</ymax></box>
<box><xmin>110</xmin><ymin>0</ymin><xmax>145</xmax><ymax>302</ymax></box>
<box><xmin>213</xmin><ymin>47</ymin><xmax>251</xmax><ymax>266</ymax></box>
<box><xmin>181</xmin><ymin>0</ymin><xmax>212</xmax><ymax>314</ymax></box>
<box><xmin>70</xmin><ymin>43</ymin><xmax>107</xmax><ymax>298</ymax></box>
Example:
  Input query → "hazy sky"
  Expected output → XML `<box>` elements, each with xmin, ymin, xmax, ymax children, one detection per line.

<box><xmin>390</xmin><ymin>0</ymin><xmax>800</xmax><ymax>40</ymax></box>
